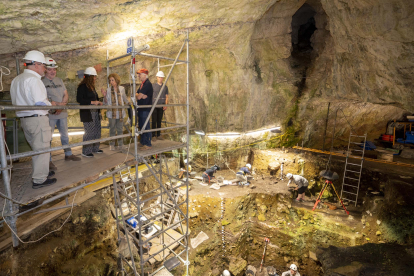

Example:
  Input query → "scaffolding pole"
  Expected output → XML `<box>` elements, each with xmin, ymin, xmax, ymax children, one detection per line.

<box><xmin>107</xmin><ymin>34</ymin><xmax>190</xmax><ymax>275</ymax></box>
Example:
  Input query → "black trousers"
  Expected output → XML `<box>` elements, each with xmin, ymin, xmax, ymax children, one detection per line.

<box><xmin>151</xmin><ymin>108</ymin><xmax>164</xmax><ymax>137</ymax></box>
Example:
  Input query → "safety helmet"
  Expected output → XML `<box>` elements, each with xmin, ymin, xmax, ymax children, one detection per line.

<box><xmin>156</xmin><ymin>71</ymin><xmax>165</xmax><ymax>78</ymax></box>
<box><xmin>45</xmin><ymin>57</ymin><xmax>58</xmax><ymax>68</ymax></box>
<box><xmin>246</xmin><ymin>163</ymin><xmax>251</xmax><ymax>169</ymax></box>
<box><xmin>84</xmin><ymin>67</ymin><xmax>97</xmax><ymax>76</ymax></box>
<box><xmin>222</xmin><ymin>270</ymin><xmax>231</xmax><ymax>276</ymax></box>
<box><xmin>23</xmin><ymin>50</ymin><xmax>46</xmax><ymax>65</ymax></box>
<box><xmin>184</xmin><ymin>159</ymin><xmax>188</xmax><ymax>164</ymax></box>
<box><xmin>286</xmin><ymin>173</ymin><xmax>293</xmax><ymax>179</ymax></box>
<box><xmin>290</xmin><ymin>264</ymin><xmax>297</xmax><ymax>271</ymax></box>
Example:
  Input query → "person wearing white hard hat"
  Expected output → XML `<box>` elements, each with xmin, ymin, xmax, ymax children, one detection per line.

<box><xmin>286</xmin><ymin>173</ymin><xmax>308</xmax><ymax>202</ymax></box>
<box><xmin>236</xmin><ymin>163</ymin><xmax>252</xmax><ymax>185</ymax></box>
<box><xmin>281</xmin><ymin>264</ymin><xmax>300</xmax><ymax>276</ymax></box>
<box><xmin>178</xmin><ymin>158</ymin><xmax>192</xmax><ymax>179</ymax></box>
<box><xmin>43</xmin><ymin>57</ymin><xmax>81</xmax><ymax>163</ymax></box>
<box><xmin>222</xmin><ymin>270</ymin><xmax>231</xmax><ymax>276</ymax></box>
<box><xmin>151</xmin><ymin>71</ymin><xmax>169</xmax><ymax>141</ymax></box>
<box><xmin>10</xmin><ymin>50</ymin><xmax>57</xmax><ymax>188</ymax></box>
<box><xmin>101</xmin><ymin>73</ymin><xmax>129</xmax><ymax>151</ymax></box>
<box><xmin>76</xmin><ymin>67</ymin><xmax>103</xmax><ymax>158</ymax></box>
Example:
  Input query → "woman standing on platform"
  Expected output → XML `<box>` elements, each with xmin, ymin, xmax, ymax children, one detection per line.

<box><xmin>77</xmin><ymin>67</ymin><xmax>103</xmax><ymax>158</ymax></box>
<box><xmin>101</xmin><ymin>73</ymin><xmax>129</xmax><ymax>151</ymax></box>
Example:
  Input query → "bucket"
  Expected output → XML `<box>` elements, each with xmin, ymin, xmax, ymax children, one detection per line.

<box><xmin>381</xmin><ymin>134</ymin><xmax>393</xmax><ymax>142</ymax></box>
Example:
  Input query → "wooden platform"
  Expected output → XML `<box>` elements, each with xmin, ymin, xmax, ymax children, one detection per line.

<box><xmin>0</xmin><ymin>139</ymin><xmax>184</xmax><ymax>206</ymax></box>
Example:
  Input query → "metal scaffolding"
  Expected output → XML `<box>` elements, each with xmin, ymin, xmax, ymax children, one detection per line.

<box><xmin>0</xmin><ymin>31</ymin><xmax>190</xmax><ymax>276</ymax></box>
<box><xmin>106</xmin><ymin>32</ymin><xmax>190</xmax><ymax>276</ymax></box>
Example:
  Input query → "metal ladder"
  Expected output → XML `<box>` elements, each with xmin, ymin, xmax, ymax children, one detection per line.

<box><xmin>119</xmin><ymin>167</ymin><xmax>137</xmax><ymax>210</ymax></box>
<box><xmin>340</xmin><ymin>132</ymin><xmax>367</xmax><ymax>206</ymax></box>
<box><xmin>162</xmin><ymin>189</ymin><xmax>181</xmax><ymax>228</ymax></box>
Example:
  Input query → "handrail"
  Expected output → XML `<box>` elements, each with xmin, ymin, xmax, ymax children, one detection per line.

<box><xmin>7</xmin><ymin>133</ymin><xmax>131</xmax><ymax>160</ymax></box>
<box><xmin>0</xmin><ymin>103</ymin><xmax>186</xmax><ymax>110</ymax></box>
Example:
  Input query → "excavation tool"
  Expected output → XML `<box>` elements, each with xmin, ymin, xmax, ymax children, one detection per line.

<box><xmin>313</xmin><ymin>170</ymin><xmax>349</xmax><ymax>215</ymax></box>
<box><xmin>260</xmin><ymin>237</ymin><xmax>270</xmax><ymax>272</ymax></box>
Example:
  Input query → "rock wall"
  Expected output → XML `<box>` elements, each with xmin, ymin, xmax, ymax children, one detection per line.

<box><xmin>0</xmin><ymin>0</ymin><xmax>413</xmax><ymax>148</ymax></box>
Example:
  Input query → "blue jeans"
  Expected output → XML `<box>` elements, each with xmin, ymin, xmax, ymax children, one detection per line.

<box><xmin>138</xmin><ymin>110</ymin><xmax>151</xmax><ymax>146</ymax></box>
<box><xmin>49</xmin><ymin>117</ymin><xmax>72</xmax><ymax>159</ymax></box>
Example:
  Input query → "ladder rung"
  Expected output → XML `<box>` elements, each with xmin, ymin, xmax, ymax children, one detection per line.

<box><xmin>353</xmin><ymin>149</ymin><xmax>364</xmax><ymax>152</ymax></box>
<box><xmin>345</xmin><ymin>176</ymin><xmax>359</xmax><ymax>181</ymax></box>
<box><xmin>346</xmin><ymin>170</ymin><xmax>361</xmax><ymax>174</ymax></box>
<box><xmin>347</xmin><ymin>163</ymin><xmax>362</xmax><ymax>166</ymax></box>
<box><xmin>342</xmin><ymin>198</ymin><xmax>356</xmax><ymax>202</ymax></box>
<box><xmin>343</xmin><ymin>183</ymin><xmax>359</xmax><ymax>188</ymax></box>
<box><xmin>350</xmin><ymin>135</ymin><xmax>366</xmax><ymax>137</ymax></box>
<box><xmin>351</xmin><ymin>142</ymin><xmax>364</xmax><ymax>145</ymax></box>
<box><xmin>342</xmin><ymin>191</ymin><xmax>358</xmax><ymax>195</ymax></box>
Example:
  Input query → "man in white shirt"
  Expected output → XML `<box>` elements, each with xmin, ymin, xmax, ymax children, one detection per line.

<box><xmin>10</xmin><ymin>50</ymin><xmax>57</xmax><ymax>189</ymax></box>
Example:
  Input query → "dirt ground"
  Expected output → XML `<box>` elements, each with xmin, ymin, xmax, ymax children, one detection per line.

<box><xmin>189</xmin><ymin>169</ymin><xmax>291</xmax><ymax>199</ymax></box>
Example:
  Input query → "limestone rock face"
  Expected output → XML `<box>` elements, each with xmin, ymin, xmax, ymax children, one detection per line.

<box><xmin>0</xmin><ymin>0</ymin><xmax>413</xmax><ymax>147</ymax></box>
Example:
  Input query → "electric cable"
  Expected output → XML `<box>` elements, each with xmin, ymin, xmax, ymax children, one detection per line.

<box><xmin>2</xmin><ymin>190</ymin><xmax>78</xmax><ymax>244</ymax></box>
<box><xmin>1</xmin><ymin>133</ymin><xmax>78</xmax><ymax>244</ymax></box>
<box><xmin>0</xmin><ymin>66</ymin><xmax>11</xmax><ymax>92</ymax></box>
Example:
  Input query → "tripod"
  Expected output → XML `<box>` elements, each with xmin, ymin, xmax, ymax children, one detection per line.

<box><xmin>312</xmin><ymin>179</ymin><xmax>349</xmax><ymax>215</ymax></box>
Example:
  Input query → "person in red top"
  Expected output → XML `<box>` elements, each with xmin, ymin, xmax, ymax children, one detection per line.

<box><xmin>135</xmin><ymin>68</ymin><xmax>153</xmax><ymax>149</ymax></box>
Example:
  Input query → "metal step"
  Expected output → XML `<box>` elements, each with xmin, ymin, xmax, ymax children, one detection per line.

<box><xmin>350</xmin><ymin>135</ymin><xmax>366</xmax><ymax>138</ymax></box>
<box><xmin>350</xmin><ymin>142</ymin><xmax>364</xmax><ymax>145</ymax></box>
<box><xmin>343</xmin><ymin>183</ymin><xmax>359</xmax><ymax>188</ymax></box>
<box><xmin>342</xmin><ymin>198</ymin><xmax>356</xmax><ymax>202</ymax></box>
<box><xmin>345</xmin><ymin>176</ymin><xmax>360</xmax><ymax>181</ymax></box>
<box><xmin>342</xmin><ymin>190</ymin><xmax>358</xmax><ymax>196</ymax></box>
<box><xmin>346</xmin><ymin>170</ymin><xmax>361</xmax><ymax>174</ymax></box>
<box><xmin>347</xmin><ymin>163</ymin><xmax>362</xmax><ymax>166</ymax></box>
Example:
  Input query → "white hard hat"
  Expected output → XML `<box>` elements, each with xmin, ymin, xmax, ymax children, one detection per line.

<box><xmin>23</xmin><ymin>50</ymin><xmax>46</xmax><ymax>64</ymax></box>
<box><xmin>246</xmin><ymin>163</ymin><xmax>251</xmax><ymax>169</ymax></box>
<box><xmin>286</xmin><ymin>173</ymin><xmax>293</xmax><ymax>179</ymax></box>
<box><xmin>222</xmin><ymin>270</ymin><xmax>231</xmax><ymax>276</ymax></box>
<box><xmin>290</xmin><ymin>264</ymin><xmax>298</xmax><ymax>271</ymax></box>
<box><xmin>184</xmin><ymin>159</ymin><xmax>188</xmax><ymax>164</ymax></box>
<box><xmin>45</xmin><ymin>57</ymin><xmax>58</xmax><ymax>68</ymax></box>
<box><xmin>84</xmin><ymin>67</ymin><xmax>97</xmax><ymax>76</ymax></box>
<box><xmin>156</xmin><ymin>71</ymin><xmax>165</xmax><ymax>78</ymax></box>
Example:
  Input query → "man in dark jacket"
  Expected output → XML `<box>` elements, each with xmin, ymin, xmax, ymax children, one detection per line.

<box><xmin>202</xmin><ymin>165</ymin><xmax>220</xmax><ymax>184</ymax></box>
<box><xmin>135</xmin><ymin>68</ymin><xmax>153</xmax><ymax>149</ymax></box>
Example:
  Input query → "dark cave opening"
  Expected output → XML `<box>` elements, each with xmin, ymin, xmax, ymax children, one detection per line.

<box><xmin>290</xmin><ymin>3</ymin><xmax>317</xmax><ymax>98</ymax></box>
<box><xmin>291</xmin><ymin>3</ymin><xmax>316</xmax><ymax>59</ymax></box>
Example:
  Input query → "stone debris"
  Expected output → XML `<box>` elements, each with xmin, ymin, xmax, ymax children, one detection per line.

<box><xmin>309</xmin><ymin>251</ymin><xmax>318</xmax><ymax>261</ymax></box>
<box><xmin>190</xmin><ymin>231</ymin><xmax>209</xmax><ymax>249</ymax></box>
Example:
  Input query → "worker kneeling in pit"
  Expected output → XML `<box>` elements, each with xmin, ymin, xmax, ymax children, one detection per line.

<box><xmin>282</xmin><ymin>264</ymin><xmax>300</xmax><ymax>276</ymax></box>
<box><xmin>178</xmin><ymin>159</ymin><xmax>191</xmax><ymax>179</ymax></box>
<box><xmin>287</xmin><ymin>173</ymin><xmax>309</xmax><ymax>202</ymax></box>
<box><xmin>202</xmin><ymin>165</ymin><xmax>219</xmax><ymax>184</ymax></box>
<box><xmin>236</xmin><ymin>163</ymin><xmax>252</xmax><ymax>185</ymax></box>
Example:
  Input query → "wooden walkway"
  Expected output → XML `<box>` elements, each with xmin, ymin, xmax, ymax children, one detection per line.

<box><xmin>0</xmin><ymin>140</ymin><xmax>184</xmax><ymax>206</ymax></box>
<box><xmin>0</xmin><ymin>139</ymin><xmax>184</xmax><ymax>252</ymax></box>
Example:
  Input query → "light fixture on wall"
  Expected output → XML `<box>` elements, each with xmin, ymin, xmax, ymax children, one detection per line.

<box><xmin>206</xmin><ymin>132</ymin><xmax>241</xmax><ymax>138</ymax></box>
<box><xmin>52</xmin><ymin>131</ymin><xmax>85</xmax><ymax>137</ymax></box>
<box><xmin>245</xmin><ymin>127</ymin><xmax>281</xmax><ymax>136</ymax></box>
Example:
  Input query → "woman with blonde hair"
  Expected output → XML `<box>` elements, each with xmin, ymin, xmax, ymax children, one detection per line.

<box><xmin>101</xmin><ymin>73</ymin><xmax>129</xmax><ymax>150</ymax></box>
<box><xmin>77</xmin><ymin>67</ymin><xmax>103</xmax><ymax>157</ymax></box>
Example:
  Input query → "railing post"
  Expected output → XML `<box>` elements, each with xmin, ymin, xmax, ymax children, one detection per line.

<box><xmin>0</xmin><ymin>111</ymin><xmax>19</xmax><ymax>247</ymax></box>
